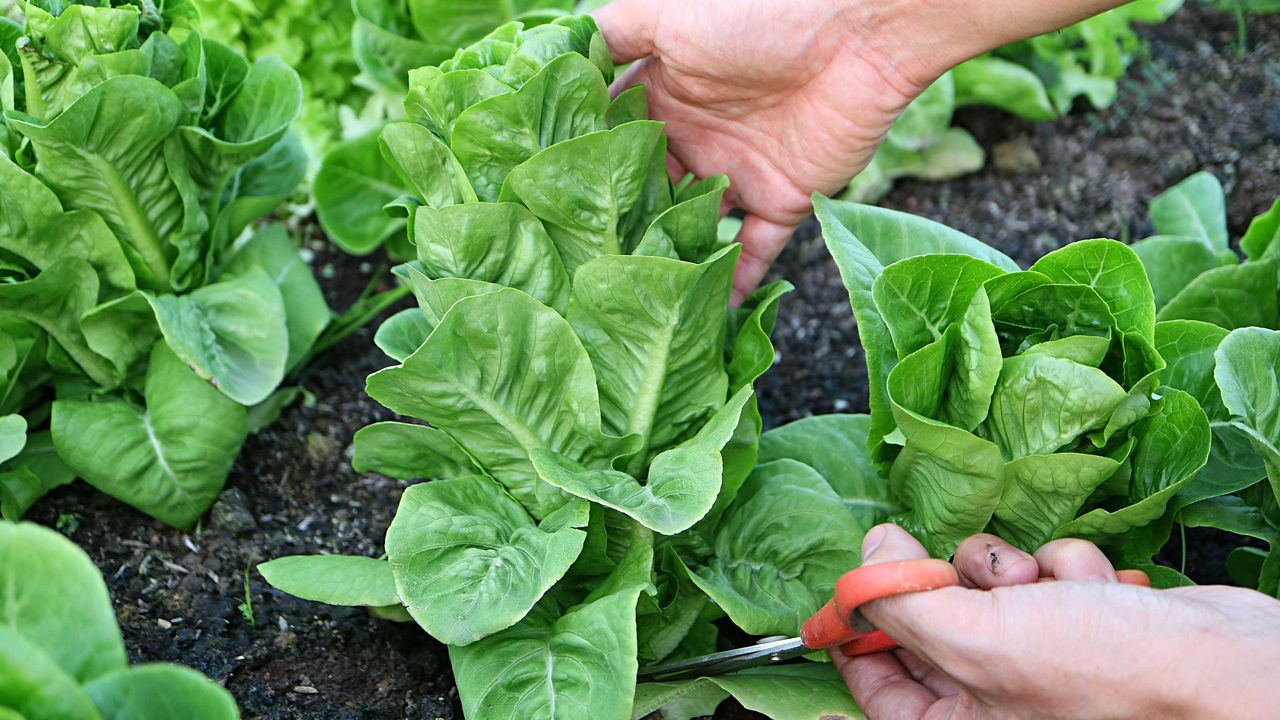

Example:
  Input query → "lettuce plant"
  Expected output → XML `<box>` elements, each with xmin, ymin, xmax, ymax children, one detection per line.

<box><xmin>788</xmin><ymin>197</ymin><xmax>1217</xmax><ymax>575</ymax></box>
<box><xmin>771</xmin><ymin>186</ymin><xmax>1278</xmax><ymax>595</ymax></box>
<box><xmin>262</xmin><ymin>19</ymin><xmax>876</xmax><ymax>719</ymax></box>
<box><xmin>315</xmin><ymin>0</ymin><xmax>581</xmax><ymax>256</ymax></box>
<box><xmin>0</xmin><ymin>521</ymin><xmax>240</xmax><ymax>719</ymax></box>
<box><xmin>0</xmin><ymin>1</ymin><xmax>328</xmax><ymax>528</ymax></box>
<box><xmin>1130</xmin><ymin>173</ymin><xmax>1280</xmax><ymax>592</ymax></box>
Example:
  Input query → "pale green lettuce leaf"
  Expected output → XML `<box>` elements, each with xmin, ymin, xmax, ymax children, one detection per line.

<box><xmin>258</xmin><ymin>555</ymin><xmax>400</xmax><ymax>608</ymax></box>
<box><xmin>1156</xmin><ymin>258</ymin><xmax>1279</xmax><ymax>330</ymax></box>
<box><xmin>982</xmin><ymin>353</ymin><xmax>1127</xmax><ymax>459</ymax></box>
<box><xmin>0</xmin><ymin>258</ymin><xmax>118</xmax><ymax>386</ymax></box>
<box><xmin>686</xmin><ymin>459</ymin><xmax>864</xmax><ymax>636</ymax></box>
<box><xmin>499</xmin><ymin>120</ymin><xmax>664</xmax><ymax>272</ymax></box>
<box><xmin>872</xmin><ymin>254</ymin><xmax>1005</xmax><ymax>358</ymax></box>
<box><xmin>1215</xmin><ymin>328</ymin><xmax>1280</xmax><ymax>495</ymax></box>
<box><xmin>814</xmin><ymin>196</ymin><xmax>1017</xmax><ymax>458</ymax></box>
<box><xmin>351</xmin><ymin>421</ymin><xmax>480</xmax><ymax>480</ymax></box>
<box><xmin>1053</xmin><ymin>388</ymin><xmax>1211</xmax><ymax>548</ymax></box>
<box><xmin>1241</xmin><ymin>197</ymin><xmax>1280</xmax><ymax>261</ymax></box>
<box><xmin>221</xmin><ymin>224</ymin><xmax>329</xmax><ymax>373</ymax></box>
<box><xmin>51</xmin><ymin>342</ymin><xmax>249</xmax><ymax>529</ymax></box>
<box><xmin>758</xmin><ymin>414</ymin><xmax>896</xmax><ymax>527</ymax></box>
<box><xmin>1131</xmin><ymin>235</ymin><xmax>1233</xmax><ymax>310</ymax></box>
<box><xmin>147</xmin><ymin>267</ymin><xmax>288</xmax><ymax>406</ymax></box>
<box><xmin>448</xmin><ymin>554</ymin><xmax>647</xmax><ymax>720</ymax></box>
<box><xmin>373</xmin><ymin>308</ymin><xmax>431</xmax><ymax>362</ymax></box>
<box><xmin>991</xmin><ymin>452</ymin><xmax>1123</xmax><ymax>551</ymax></box>
<box><xmin>1148</xmin><ymin>171</ymin><xmax>1228</xmax><ymax>251</ymax></box>
<box><xmin>0</xmin><ymin>522</ymin><xmax>126</xmax><ymax>683</ymax></box>
<box><xmin>413</xmin><ymin>202</ymin><xmax>570</xmax><ymax>313</ymax></box>
<box><xmin>952</xmin><ymin>55</ymin><xmax>1057</xmax><ymax>120</ymax></box>
<box><xmin>379</xmin><ymin>120</ymin><xmax>477</xmax><ymax>208</ymax></box>
<box><xmin>386</xmin><ymin>476</ymin><xmax>587</xmax><ymax>645</ymax></box>
<box><xmin>709</xmin><ymin>664</ymin><xmax>865</xmax><ymax>720</ymax></box>
<box><xmin>570</xmin><ymin>246</ymin><xmax>735</xmax><ymax>465</ymax></box>
<box><xmin>314</xmin><ymin>130</ymin><xmax>410</xmax><ymax>255</ymax></box>
<box><xmin>0</xmin><ymin>413</ymin><xmax>23</xmax><ymax>464</ymax></box>
<box><xmin>0</xmin><ymin>629</ymin><xmax>102</xmax><ymax>720</ymax></box>
<box><xmin>451</xmin><ymin>52</ymin><xmax>608</xmax><ymax>201</ymax></box>
<box><xmin>0</xmin><ymin>431</ymin><xmax>75</xmax><ymax>521</ymax></box>
<box><xmin>83</xmin><ymin>665</ymin><xmax>237</xmax><ymax>720</ymax></box>
<box><xmin>534</xmin><ymin>387</ymin><xmax>752</xmax><ymax>536</ymax></box>
<box><xmin>364</xmin><ymin>288</ymin><xmax>627</xmax><ymax>516</ymax></box>
<box><xmin>1029</xmin><ymin>239</ymin><xmax>1155</xmax><ymax>340</ymax></box>
<box><xmin>9</xmin><ymin>75</ymin><xmax>191</xmax><ymax>291</ymax></box>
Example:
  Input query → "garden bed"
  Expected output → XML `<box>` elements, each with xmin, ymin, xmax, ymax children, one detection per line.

<box><xmin>26</xmin><ymin>4</ymin><xmax>1280</xmax><ymax>719</ymax></box>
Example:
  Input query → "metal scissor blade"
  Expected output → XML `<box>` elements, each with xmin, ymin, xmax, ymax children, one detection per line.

<box><xmin>637</xmin><ymin>636</ymin><xmax>810</xmax><ymax>682</ymax></box>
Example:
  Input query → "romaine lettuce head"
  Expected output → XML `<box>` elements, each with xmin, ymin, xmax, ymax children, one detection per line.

<box><xmin>0</xmin><ymin>1</ymin><xmax>321</xmax><ymax>529</ymax></box>
<box><xmin>814</xmin><ymin>197</ymin><xmax>1212</xmax><ymax>557</ymax></box>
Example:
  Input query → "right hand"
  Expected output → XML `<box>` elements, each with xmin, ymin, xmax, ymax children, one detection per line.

<box><xmin>835</xmin><ymin>524</ymin><xmax>1280</xmax><ymax>719</ymax></box>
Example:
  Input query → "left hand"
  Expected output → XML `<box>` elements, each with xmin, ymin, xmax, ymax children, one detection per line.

<box><xmin>835</xmin><ymin>524</ymin><xmax>1280</xmax><ymax>719</ymax></box>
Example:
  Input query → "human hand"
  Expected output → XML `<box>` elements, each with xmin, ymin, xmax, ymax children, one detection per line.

<box><xmin>593</xmin><ymin>0</ymin><xmax>925</xmax><ymax>304</ymax></box>
<box><xmin>592</xmin><ymin>0</ymin><xmax>1133</xmax><ymax>303</ymax></box>
<box><xmin>837</xmin><ymin>524</ymin><xmax>1280</xmax><ymax>719</ymax></box>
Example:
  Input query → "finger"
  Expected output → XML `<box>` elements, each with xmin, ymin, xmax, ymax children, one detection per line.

<box><xmin>953</xmin><ymin>534</ymin><xmax>1039</xmax><ymax>589</ymax></box>
<box><xmin>591</xmin><ymin>0</ymin><xmax>661</xmax><ymax>64</ymax></box>
<box><xmin>894</xmin><ymin>648</ymin><xmax>966</xmax><ymax>698</ymax></box>
<box><xmin>833</xmin><ymin>646</ymin><xmax>940</xmax><ymax>720</ymax></box>
<box><xmin>730</xmin><ymin>214</ymin><xmax>795</xmax><ymax>307</ymax></box>
<box><xmin>855</xmin><ymin>526</ymin><xmax>1004</xmax><ymax>679</ymax></box>
<box><xmin>609</xmin><ymin>57</ymin><xmax>650</xmax><ymax>99</ymax></box>
<box><xmin>1034</xmin><ymin>538</ymin><xmax>1118</xmax><ymax>582</ymax></box>
<box><xmin>860</xmin><ymin>523</ymin><xmax>930</xmax><ymax>565</ymax></box>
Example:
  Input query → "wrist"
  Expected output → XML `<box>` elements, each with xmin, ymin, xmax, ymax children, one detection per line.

<box><xmin>1161</xmin><ymin>601</ymin><xmax>1280</xmax><ymax>719</ymax></box>
<box><xmin>846</xmin><ymin>0</ymin><xmax>1132</xmax><ymax>93</ymax></box>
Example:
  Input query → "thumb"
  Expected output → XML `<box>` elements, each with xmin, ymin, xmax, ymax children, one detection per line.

<box><xmin>857</xmin><ymin>527</ymin><xmax>1001</xmax><ymax>674</ymax></box>
<box><xmin>592</xmin><ymin>0</ymin><xmax>661</xmax><ymax>64</ymax></box>
<box><xmin>860</xmin><ymin>523</ymin><xmax>931</xmax><ymax>566</ymax></box>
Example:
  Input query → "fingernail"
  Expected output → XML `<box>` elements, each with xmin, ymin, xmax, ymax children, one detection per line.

<box><xmin>987</xmin><ymin>545</ymin><xmax>1006</xmax><ymax>575</ymax></box>
<box><xmin>861</xmin><ymin>525</ymin><xmax>888</xmax><ymax>561</ymax></box>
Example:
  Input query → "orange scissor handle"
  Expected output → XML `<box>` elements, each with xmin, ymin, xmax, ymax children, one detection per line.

<box><xmin>799</xmin><ymin>560</ymin><xmax>1151</xmax><ymax>658</ymax></box>
<box><xmin>800</xmin><ymin>559</ymin><xmax>959</xmax><ymax>654</ymax></box>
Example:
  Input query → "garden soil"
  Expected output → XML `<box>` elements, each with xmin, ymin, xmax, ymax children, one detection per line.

<box><xmin>28</xmin><ymin>5</ymin><xmax>1280</xmax><ymax>719</ymax></box>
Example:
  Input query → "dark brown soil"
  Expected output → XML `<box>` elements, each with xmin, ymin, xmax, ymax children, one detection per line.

<box><xmin>24</xmin><ymin>5</ymin><xmax>1280</xmax><ymax>719</ymax></box>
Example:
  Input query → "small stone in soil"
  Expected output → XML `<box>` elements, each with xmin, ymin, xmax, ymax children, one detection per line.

<box><xmin>209</xmin><ymin>488</ymin><xmax>257</xmax><ymax>535</ymax></box>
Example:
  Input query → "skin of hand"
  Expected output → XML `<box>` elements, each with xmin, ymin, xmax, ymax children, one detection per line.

<box><xmin>592</xmin><ymin>0</ymin><xmax>1130</xmax><ymax>303</ymax></box>
<box><xmin>836</xmin><ymin>524</ymin><xmax>1280</xmax><ymax>720</ymax></box>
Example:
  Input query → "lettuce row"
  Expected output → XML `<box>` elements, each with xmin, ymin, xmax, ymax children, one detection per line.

<box><xmin>0</xmin><ymin>521</ymin><xmax>239</xmax><ymax>719</ymax></box>
<box><xmin>0</xmin><ymin>1</ymin><xmax>326</xmax><ymax>528</ymax></box>
<box><xmin>262</xmin><ymin>20</ymin><xmax>869</xmax><ymax>720</ymax></box>
<box><xmin>845</xmin><ymin>0</ymin><xmax>1183</xmax><ymax>203</ymax></box>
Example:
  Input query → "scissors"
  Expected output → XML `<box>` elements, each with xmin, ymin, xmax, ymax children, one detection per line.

<box><xmin>638</xmin><ymin>558</ymin><xmax>1151</xmax><ymax>682</ymax></box>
